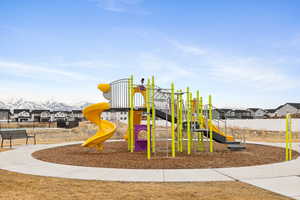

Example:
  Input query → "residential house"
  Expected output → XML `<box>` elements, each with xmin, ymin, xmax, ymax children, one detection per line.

<box><xmin>12</xmin><ymin>109</ymin><xmax>31</xmax><ymax>122</ymax></box>
<box><xmin>71</xmin><ymin>110</ymin><xmax>84</xmax><ymax>121</ymax></box>
<box><xmin>102</xmin><ymin>111</ymin><xmax>128</xmax><ymax>121</ymax></box>
<box><xmin>51</xmin><ymin>111</ymin><xmax>70</xmax><ymax>121</ymax></box>
<box><xmin>225</xmin><ymin>109</ymin><xmax>252</xmax><ymax>119</ymax></box>
<box><xmin>0</xmin><ymin>109</ymin><xmax>11</xmax><ymax>121</ymax></box>
<box><xmin>275</xmin><ymin>103</ymin><xmax>300</xmax><ymax>117</ymax></box>
<box><xmin>247</xmin><ymin>108</ymin><xmax>267</xmax><ymax>119</ymax></box>
<box><xmin>202</xmin><ymin>109</ymin><xmax>221</xmax><ymax>119</ymax></box>
<box><xmin>265</xmin><ymin>109</ymin><xmax>276</xmax><ymax>118</ymax></box>
<box><xmin>31</xmin><ymin>110</ymin><xmax>51</xmax><ymax>122</ymax></box>
<box><xmin>216</xmin><ymin>109</ymin><xmax>232</xmax><ymax>119</ymax></box>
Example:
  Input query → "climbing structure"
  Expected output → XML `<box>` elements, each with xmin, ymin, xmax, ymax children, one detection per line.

<box><xmin>82</xmin><ymin>76</ymin><xmax>245</xmax><ymax>159</ymax></box>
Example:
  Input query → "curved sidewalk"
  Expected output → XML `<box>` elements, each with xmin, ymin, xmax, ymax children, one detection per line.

<box><xmin>0</xmin><ymin>141</ymin><xmax>300</xmax><ymax>199</ymax></box>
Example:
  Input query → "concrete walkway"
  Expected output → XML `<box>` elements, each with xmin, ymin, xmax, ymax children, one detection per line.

<box><xmin>0</xmin><ymin>141</ymin><xmax>299</xmax><ymax>199</ymax></box>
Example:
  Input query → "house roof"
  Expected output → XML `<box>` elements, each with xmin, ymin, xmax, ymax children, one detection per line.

<box><xmin>13</xmin><ymin>109</ymin><xmax>30</xmax><ymax>114</ymax></box>
<box><xmin>286</xmin><ymin>103</ymin><xmax>300</xmax><ymax>109</ymax></box>
<box><xmin>0</xmin><ymin>109</ymin><xmax>10</xmax><ymax>112</ymax></box>
<box><xmin>265</xmin><ymin>109</ymin><xmax>276</xmax><ymax>113</ymax></box>
<box><xmin>216</xmin><ymin>109</ymin><xmax>232</xmax><ymax>113</ymax></box>
<box><xmin>247</xmin><ymin>108</ymin><xmax>260</xmax><ymax>112</ymax></box>
<box><xmin>52</xmin><ymin>111</ymin><xmax>71</xmax><ymax>114</ymax></box>
<box><xmin>276</xmin><ymin>103</ymin><xmax>300</xmax><ymax>110</ymax></box>
<box><xmin>233</xmin><ymin>109</ymin><xmax>251</xmax><ymax>113</ymax></box>
<box><xmin>31</xmin><ymin>109</ymin><xmax>50</xmax><ymax>114</ymax></box>
<box><xmin>72</xmin><ymin>110</ymin><xmax>82</xmax><ymax>113</ymax></box>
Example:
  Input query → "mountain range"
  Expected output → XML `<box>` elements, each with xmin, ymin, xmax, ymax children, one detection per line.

<box><xmin>0</xmin><ymin>98</ymin><xmax>93</xmax><ymax>111</ymax></box>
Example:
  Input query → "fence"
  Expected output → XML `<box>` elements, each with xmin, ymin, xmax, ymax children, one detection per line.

<box><xmin>225</xmin><ymin>119</ymin><xmax>300</xmax><ymax>131</ymax></box>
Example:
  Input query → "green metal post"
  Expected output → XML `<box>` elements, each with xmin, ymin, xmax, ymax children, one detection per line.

<box><xmin>190</xmin><ymin>93</ymin><xmax>193</xmax><ymax>153</ymax></box>
<box><xmin>179</xmin><ymin>89</ymin><xmax>183</xmax><ymax>152</ymax></box>
<box><xmin>209</xmin><ymin>95</ymin><xmax>213</xmax><ymax>153</ymax></box>
<box><xmin>196</xmin><ymin>91</ymin><xmax>201</xmax><ymax>151</ymax></box>
<box><xmin>289</xmin><ymin>114</ymin><xmax>292</xmax><ymax>160</ymax></box>
<box><xmin>171</xmin><ymin>82</ymin><xmax>175</xmax><ymax>157</ymax></box>
<box><xmin>186</xmin><ymin>87</ymin><xmax>191</xmax><ymax>154</ymax></box>
<box><xmin>130</xmin><ymin>75</ymin><xmax>134</xmax><ymax>152</ymax></box>
<box><xmin>147</xmin><ymin>78</ymin><xmax>151</xmax><ymax>160</ymax></box>
<box><xmin>286</xmin><ymin>114</ymin><xmax>289</xmax><ymax>161</ymax></box>
<box><xmin>176</xmin><ymin>90</ymin><xmax>180</xmax><ymax>152</ymax></box>
<box><xmin>199</xmin><ymin>96</ymin><xmax>204</xmax><ymax>151</ymax></box>
<box><xmin>127</xmin><ymin>78</ymin><xmax>131</xmax><ymax>151</ymax></box>
<box><xmin>151</xmin><ymin>76</ymin><xmax>156</xmax><ymax>153</ymax></box>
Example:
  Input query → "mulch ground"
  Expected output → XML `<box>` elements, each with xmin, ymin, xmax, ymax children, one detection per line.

<box><xmin>32</xmin><ymin>141</ymin><xmax>299</xmax><ymax>169</ymax></box>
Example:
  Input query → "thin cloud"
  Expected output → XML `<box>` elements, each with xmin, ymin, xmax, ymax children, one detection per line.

<box><xmin>58</xmin><ymin>60</ymin><xmax>116</xmax><ymax>69</ymax></box>
<box><xmin>209</xmin><ymin>57</ymin><xmax>298</xmax><ymax>91</ymax></box>
<box><xmin>137</xmin><ymin>53</ymin><xmax>193</xmax><ymax>84</ymax></box>
<box><xmin>167</xmin><ymin>39</ymin><xmax>298</xmax><ymax>91</ymax></box>
<box><xmin>91</xmin><ymin>0</ymin><xmax>149</xmax><ymax>14</ymax></box>
<box><xmin>169</xmin><ymin>40</ymin><xmax>207</xmax><ymax>56</ymax></box>
<box><xmin>0</xmin><ymin>61</ymin><xmax>97</xmax><ymax>82</ymax></box>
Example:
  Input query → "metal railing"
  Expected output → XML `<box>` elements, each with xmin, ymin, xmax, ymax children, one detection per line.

<box><xmin>110</xmin><ymin>78</ymin><xmax>129</xmax><ymax>109</ymax></box>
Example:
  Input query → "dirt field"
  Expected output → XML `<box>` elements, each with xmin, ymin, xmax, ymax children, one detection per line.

<box><xmin>0</xmin><ymin>169</ymin><xmax>291</xmax><ymax>200</ymax></box>
<box><xmin>1</xmin><ymin>121</ymin><xmax>299</xmax><ymax>147</ymax></box>
<box><xmin>32</xmin><ymin>141</ymin><xmax>298</xmax><ymax>169</ymax></box>
<box><xmin>227</xmin><ymin>127</ymin><xmax>300</xmax><ymax>143</ymax></box>
<box><xmin>0</xmin><ymin>122</ymin><xmax>57</xmax><ymax>128</ymax></box>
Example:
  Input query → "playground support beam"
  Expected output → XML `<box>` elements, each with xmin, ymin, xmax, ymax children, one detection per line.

<box><xmin>186</xmin><ymin>87</ymin><xmax>191</xmax><ymax>155</ymax></box>
<box><xmin>176</xmin><ymin>90</ymin><xmax>180</xmax><ymax>152</ymax></box>
<box><xmin>179</xmin><ymin>89</ymin><xmax>183</xmax><ymax>152</ymax></box>
<box><xmin>171</xmin><ymin>82</ymin><xmax>175</xmax><ymax>157</ymax></box>
<box><xmin>209</xmin><ymin>95</ymin><xmax>213</xmax><ymax>153</ymax></box>
<box><xmin>196</xmin><ymin>90</ymin><xmax>203</xmax><ymax>152</ymax></box>
<box><xmin>189</xmin><ymin>92</ymin><xmax>193</xmax><ymax>153</ymax></box>
<box><xmin>147</xmin><ymin>78</ymin><xmax>151</xmax><ymax>160</ymax></box>
<box><xmin>127</xmin><ymin>78</ymin><xmax>131</xmax><ymax>151</ymax></box>
<box><xmin>289</xmin><ymin>115</ymin><xmax>292</xmax><ymax>160</ymax></box>
<box><xmin>286</xmin><ymin>114</ymin><xmax>292</xmax><ymax>161</ymax></box>
<box><xmin>151</xmin><ymin>76</ymin><xmax>155</xmax><ymax>153</ymax></box>
<box><xmin>199</xmin><ymin>96</ymin><xmax>204</xmax><ymax>151</ymax></box>
<box><xmin>130</xmin><ymin>75</ymin><xmax>134</xmax><ymax>152</ymax></box>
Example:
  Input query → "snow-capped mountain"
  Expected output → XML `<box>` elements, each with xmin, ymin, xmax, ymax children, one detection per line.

<box><xmin>0</xmin><ymin>98</ymin><xmax>93</xmax><ymax>111</ymax></box>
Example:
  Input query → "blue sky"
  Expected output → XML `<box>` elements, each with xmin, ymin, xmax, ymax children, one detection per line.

<box><xmin>0</xmin><ymin>0</ymin><xmax>299</xmax><ymax>108</ymax></box>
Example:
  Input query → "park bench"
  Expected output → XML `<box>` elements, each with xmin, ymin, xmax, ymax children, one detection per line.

<box><xmin>0</xmin><ymin>129</ymin><xmax>36</xmax><ymax>148</ymax></box>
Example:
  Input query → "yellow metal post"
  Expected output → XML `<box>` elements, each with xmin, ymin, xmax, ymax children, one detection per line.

<box><xmin>187</xmin><ymin>87</ymin><xmax>191</xmax><ymax>155</ymax></box>
<box><xmin>200</xmin><ymin>97</ymin><xmax>203</xmax><ymax>128</ymax></box>
<box><xmin>176</xmin><ymin>90</ymin><xmax>180</xmax><ymax>152</ymax></box>
<box><xmin>171</xmin><ymin>82</ymin><xmax>175</xmax><ymax>157</ymax></box>
<box><xmin>285</xmin><ymin>114</ymin><xmax>290</xmax><ymax>161</ymax></box>
<box><xmin>190</xmin><ymin>93</ymin><xmax>193</xmax><ymax>152</ymax></box>
<box><xmin>196</xmin><ymin>91</ymin><xmax>201</xmax><ymax>151</ymax></box>
<box><xmin>151</xmin><ymin>76</ymin><xmax>156</xmax><ymax>153</ymax></box>
<box><xmin>179</xmin><ymin>89</ymin><xmax>183</xmax><ymax>152</ymax></box>
<box><xmin>289</xmin><ymin>114</ymin><xmax>292</xmax><ymax>160</ymax></box>
<box><xmin>200</xmin><ymin>96</ymin><xmax>204</xmax><ymax>151</ymax></box>
<box><xmin>209</xmin><ymin>95</ymin><xmax>213</xmax><ymax>153</ymax></box>
<box><xmin>127</xmin><ymin>78</ymin><xmax>131</xmax><ymax>151</ymax></box>
<box><xmin>130</xmin><ymin>75</ymin><xmax>134</xmax><ymax>152</ymax></box>
<box><xmin>147</xmin><ymin>78</ymin><xmax>151</xmax><ymax>160</ymax></box>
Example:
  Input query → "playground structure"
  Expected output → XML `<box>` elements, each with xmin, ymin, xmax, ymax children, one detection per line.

<box><xmin>82</xmin><ymin>76</ymin><xmax>245</xmax><ymax>159</ymax></box>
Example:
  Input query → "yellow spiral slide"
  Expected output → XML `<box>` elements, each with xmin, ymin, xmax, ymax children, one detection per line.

<box><xmin>81</xmin><ymin>84</ymin><xmax>116</xmax><ymax>151</ymax></box>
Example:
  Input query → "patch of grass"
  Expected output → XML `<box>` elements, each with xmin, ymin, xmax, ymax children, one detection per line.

<box><xmin>0</xmin><ymin>170</ymin><xmax>291</xmax><ymax>200</ymax></box>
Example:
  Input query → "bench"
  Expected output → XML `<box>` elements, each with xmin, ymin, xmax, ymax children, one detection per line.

<box><xmin>0</xmin><ymin>129</ymin><xmax>36</xmax><ymax>148</ymax></box>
